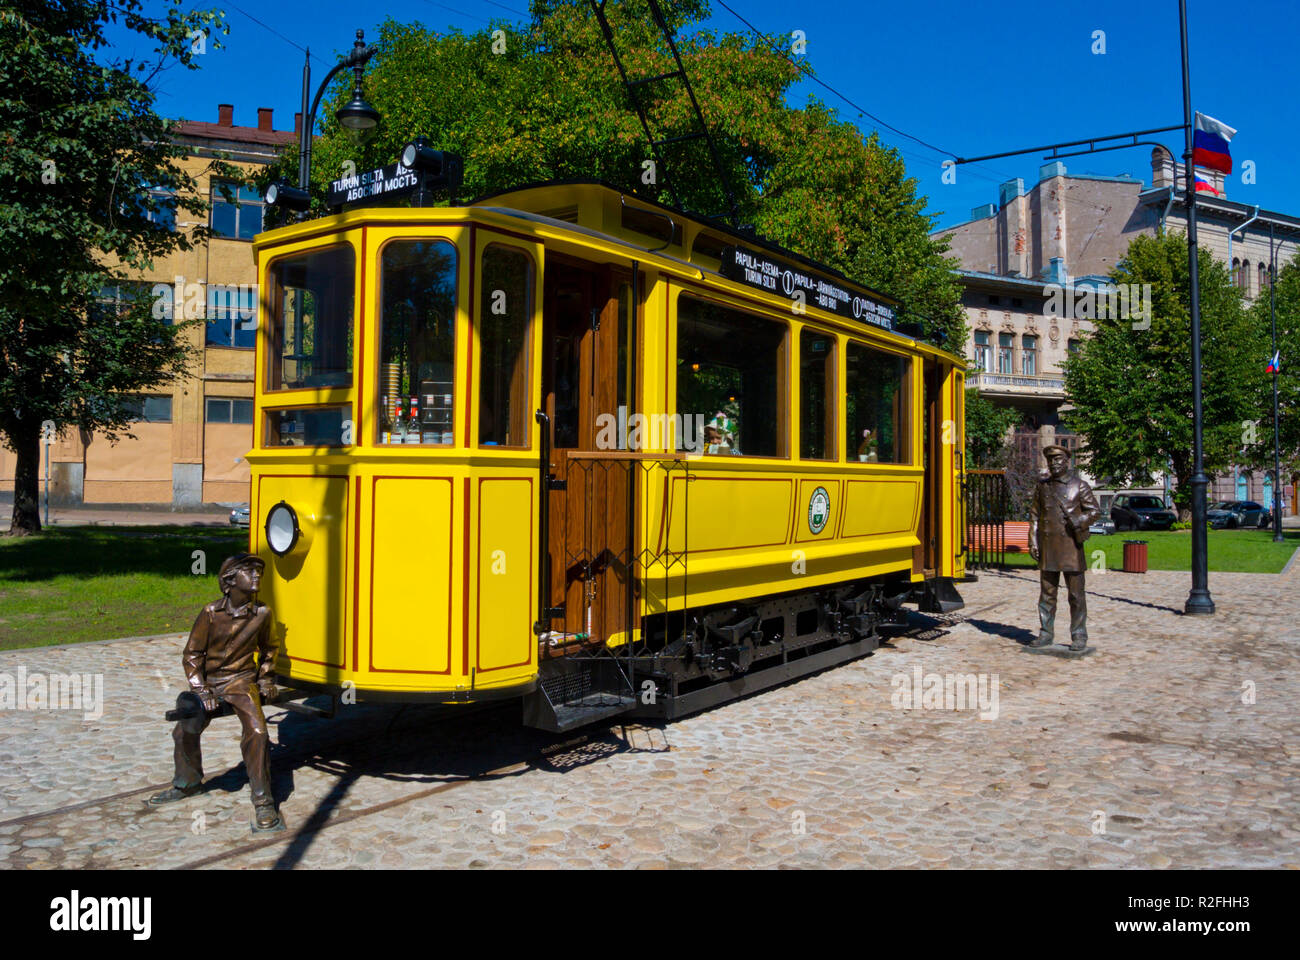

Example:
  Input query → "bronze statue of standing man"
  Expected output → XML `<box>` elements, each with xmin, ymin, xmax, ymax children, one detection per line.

<box><xmin>1028</xmin><ymin>445</ymin><xmax>1101</xmax><ymax>651</ymax></box>
<box><xmin>149</xmin><ymin>553</ymin><xmax>281</xmax><ymax>830</ymax></box>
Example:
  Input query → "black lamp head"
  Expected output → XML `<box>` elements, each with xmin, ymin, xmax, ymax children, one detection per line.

<box><xmin>400</xmin><ymin>137</ymin><xmax>463</xmax><ymax>192</ymax></box>
<box><xmin>264</xmin><ymin>180</ymin><xmax>311</xmax><ymax>212</ymax></box>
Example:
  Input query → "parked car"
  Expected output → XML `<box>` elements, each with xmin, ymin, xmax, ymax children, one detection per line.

<box><xmin>1110</xmin><ymin>494</ymin><xmax>1177</xmax><ymax>532</ymax></box>
<box><xmin>229</xmin><ymin>505</ymin><xmax>250</xmax><ymax>528</ymax></box>
<box><xmin>1089</xmin><ymin>517</ymin><xmax>1116</xmax><ymax>536</ymax></box>
<box><xmin>1207</xmin><ymin>500</ymin><xmax>1271</xmax><ymax>529</ymax></box>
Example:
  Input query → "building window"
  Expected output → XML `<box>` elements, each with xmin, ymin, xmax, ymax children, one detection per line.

<box><xmin>477</xmin><ymin>244</ymin><xmax>534</xmax><ymax>448</ymax></box>
<box><xmin>142</xmin><ymin>185</ymin><xmax>176</xmax><ymax>230</ymax></box>
<box><xmin>676</xmin><ymin>295</ymin><xmax>788</xmax><ymax>458</ymax></box>
<box><xmin>997</xmin><ymin>333</ymin><xmax>1014</xmax><ymax>374</ymax></box>
<box><xmin>1022</xmin><ymin>334</ymin><xmax>1037</xmax><ymax>375</ymax></box>
<box><xmin>974</xmin><ymin>331</ymin><xmax>991</xmax><ymax>372</ymax></box>
<box><xmin>1011</xmin><ymin>297</ymin><xmax>1024</xmax><ymax>308</ymax></box>
<box><xmin>846</xmin><ymin>341</ymin><xmax>910</xmax><ymax>464</ymax></box>
<box><xmin>268</xmin><ymin>244</ymin><xmax>355</xmax><ymax>391</ymax></box>
<box><xmin>206</xmin><ymin>283</ymin><xmax>257</xmax><ymax>348</ymax></box>
<box><xmin>1241</xmin><ymin>259</ymin><xmax>1251</xmax><ymax>296</ymax></box>
<box><xmin>205</xmin><ymin>397</ymin><xmax>254</xmax><ymax>424</ymax></box>
<box><xmin>211</xmin><ymin>181</ymin><xmax>265</xmax><ymax>240</ymax></box>
<box><xmin>1067</xmin><ymin>338</ymin><xmax>1080</xmax><ymax>355</ymax></box>
<box><xmin>799</xmin><ymin>327</ymin><xmax>836</xmax><ymax>460</ymax></box>
<box><xmin>125</xmin><ymin>394</ymin><xmax>173</xmax><ymax>423</ymax></box>
<box><xmin>987</xmin><ymin>295</ymin><xmax>1001</xmax><ymax>306</ymax></box>
<box><xmin>1260</xmin><ymin>262</ymin><xmax>1269</xmax><ymax>292</ymax></box>
<box><xmin>1232</xmin><ymin>258</ymin><xmax>1241</xmax><ymax>289</ymax></box>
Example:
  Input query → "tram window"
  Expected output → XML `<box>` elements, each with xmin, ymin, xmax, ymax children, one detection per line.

<box><xmin>799</xmin><ymin>329</ymin><xmax>836</xmax><ymax>460</ymax></box>
<box><xmin>478</xmin><ymin>245</ymin><xmax>533</xmax><ymax>447</ymax></box>
<box><xmin>264</xmin><ymin>405</ymin><xmax>350</xmax><ymax>447</ymax></box>
<box><xmin>676</xmin><ymin>296</ymin><xmax>787</xmax><ymax>457</ymax></box>
<box><xmin>621</xmin><ymin>204</ymin><xmax>681</xmax><ymax>247</ymax></box>
<box><xmin>268</xmin><ymin>245</ymin><xmax>354</xmax><ymax>391</ymax></box>
<box><xmin>845</xmin><ymin>341</ymin><xmax>911</xmax><ymax>464</ymax></box>
<box><xmin>378</xmin><ymin>240</ymin><xmax>458</xmax><ymax>445</ymax></box>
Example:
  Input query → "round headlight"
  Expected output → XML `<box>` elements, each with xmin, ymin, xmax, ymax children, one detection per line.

<box><xmin>265</xmin><ymin>501</ymin><xmax>300</xmax><ymax>556</ymax></box>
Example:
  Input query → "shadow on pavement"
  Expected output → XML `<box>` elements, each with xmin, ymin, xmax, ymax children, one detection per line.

<box><xmin>192</xmin><ymin>697</ymin><xmax>661</xmax><ymax>869</ymax></box>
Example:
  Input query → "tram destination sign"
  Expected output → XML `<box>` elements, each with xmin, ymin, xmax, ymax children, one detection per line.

<box><xmin>328</xmin><ymin>163</ymin><xmax>420</xmax><ymax>208</ymax></box>
<box><xmin>719</xmin><ymin>245</ymin><xmax>896</xmax><ymax>329</ymax></box>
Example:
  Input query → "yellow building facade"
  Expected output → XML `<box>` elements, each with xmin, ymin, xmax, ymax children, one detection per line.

<box><xmin>0</xmin><ymin>104</ymin><xmax>296</xmax><ymax>506</ymax></box>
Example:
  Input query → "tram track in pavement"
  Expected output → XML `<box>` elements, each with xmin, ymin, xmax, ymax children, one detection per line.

<box><xmin>6</xmin><ymin>614</ymin><xmax>962</xmax><ymax>868</ymax></box>
<box><xmin>3</xmin><ymin>696</ymin><xmax>652</xmax><ymax>870</ymax></box>
<box><xmin>173</xmin><ymin>718</ymin><xmax>649</xmax><ymax>869</ymax></box>
<box><xmin>0</xmin><ymin>697</ymin><xmax>514</xmax><ymax>834</ymax></box>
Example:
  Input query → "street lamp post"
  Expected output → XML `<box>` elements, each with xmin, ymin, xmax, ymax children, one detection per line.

<box><xmin>1269</xmin><ymin>221</ymin><xmax>1290</xmax><ymax>542</ymax></box>
<box><xmin>297</xmin><ymin>30</ymin><xmax>380</xmax><ymax>192</ymax></box>
<box><xmin>1179</xmin><ymin>0</ymin><xmax>1214</xmax><ymax>614</ymax></box>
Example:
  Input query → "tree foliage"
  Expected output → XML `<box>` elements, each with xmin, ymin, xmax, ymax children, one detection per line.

<box><xmin>266</xmin><ymin>0</ymin><xmax>963</xmax><ymax>342</ymax></box>
<box><xmin>0</xmin><ymin>0</ymin><xmax>234</xmax><ymax>534</ymax></box>
<box><xmin>964</xmin><ymin>387</ymin><xmax>1017</xmax><ymax>467</ymax></box>
<box><xmin>1241</xmin><ymin>252</ymin><xmax>1300</xmax><ymax>481</ymax></box>
<box><xmin>1062</xmin><ymin>231</ymin><xmax>1265</xmax><ymax>519</ymax></box>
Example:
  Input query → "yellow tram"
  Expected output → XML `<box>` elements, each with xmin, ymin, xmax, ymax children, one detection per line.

<box><xmin>247</xmin><ymin>176</ymin><xmax>968</xmax><ymax>730</ymax></box>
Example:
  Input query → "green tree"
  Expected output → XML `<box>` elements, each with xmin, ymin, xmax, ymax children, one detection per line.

<box><xmin>265</xmin><ymin>0</ymin><xmax>963</xmax><ymax>342</ymax></box>
<box><xmin>1062</xmin><ymin>231</ymin><xmax>1264</xmax><ymax>519</ymax></box>
<box><xmin>1241</xmin><ymin>252</ymin><xmax>1300</xmax><ymax>485</ymax></box>
<box><xmin>0</xmin><ymin>0</ymin><xmax>232</xmax><ymax>535</ymax></box>
<box><xmin>963</xmin><ymin>387</ymin><xmax>1017</xmax><ymax>467</ymax></box>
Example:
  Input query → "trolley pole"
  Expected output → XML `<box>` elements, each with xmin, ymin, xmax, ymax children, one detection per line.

<box><xmin>1179</xmin><ymin>0</ymin><xmax>1214</xmax><ymax>614</ymax></box>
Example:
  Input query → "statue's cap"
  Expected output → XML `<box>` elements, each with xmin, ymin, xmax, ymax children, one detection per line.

<box><xmin>219</xmin><ymin>553</ymin><xmax>265</xmax><ymax>580</ymax></box>
<box><xmin>1042</xmin><ymin>444</ymin><xmax>1069</xmax><ymax>459</ymax></box>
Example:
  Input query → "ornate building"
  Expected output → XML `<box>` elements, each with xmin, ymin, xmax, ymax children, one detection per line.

<box><xmin>935</xmin><ymin>151</ymin><xmax>1300</xmax><ymax>513</ymax></box>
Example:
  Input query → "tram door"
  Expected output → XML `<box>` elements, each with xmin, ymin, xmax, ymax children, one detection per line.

<box><xmin>918</xmin><ymin>358</ymin><xmax>944</xmax><ymax>576</ymax></box>
<box><xmin>540</xmin><ymin>259</ymin><xmax>630</xmax><ymax>641</ymax></box>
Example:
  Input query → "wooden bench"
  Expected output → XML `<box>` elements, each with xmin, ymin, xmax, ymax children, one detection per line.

<box><xmin>967</xmin><ymin>521</ymin><xmax>1032</xmax><ymax>553</ymax></box>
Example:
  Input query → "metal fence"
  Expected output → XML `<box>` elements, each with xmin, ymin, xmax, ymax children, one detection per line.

<box><xmin>965</xmin><ymin>468</ymin><xmax>1011</xmax><ymax>569</ymax></box>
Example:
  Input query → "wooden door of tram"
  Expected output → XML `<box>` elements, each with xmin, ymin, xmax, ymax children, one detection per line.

<box><xmin>916</xmin><ymin>358</ymin><xmax>945</xmax><ymax>576</ymax></box>
<box><xmin>540</xmin><ymin>259</ymin><xmax>631</xmax><ymax>642</ymax></box>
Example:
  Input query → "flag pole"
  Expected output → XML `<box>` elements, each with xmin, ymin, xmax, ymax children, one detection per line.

<box><xmin>1180</xmin><ymin>0</ymin><xmax>1214</xmax><ymax>614</ymax></box>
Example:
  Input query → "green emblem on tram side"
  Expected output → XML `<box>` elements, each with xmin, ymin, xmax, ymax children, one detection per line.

<box><xmin>808</xmin><ymin>486</ymin><xmax>830</xmax><ymax>534</ymax></box>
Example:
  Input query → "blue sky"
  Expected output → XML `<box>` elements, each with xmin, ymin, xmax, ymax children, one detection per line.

<box><xmin>104</xmin><ymin>0</ymin><xmax>1299</xmax><ymax>230</ymax></box>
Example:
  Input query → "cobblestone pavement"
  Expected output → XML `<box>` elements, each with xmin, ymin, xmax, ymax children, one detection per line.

<box><xmin>2</xmin><ymin>561</ymin><xmax>1298</xmax><ymax>870</ymax></box>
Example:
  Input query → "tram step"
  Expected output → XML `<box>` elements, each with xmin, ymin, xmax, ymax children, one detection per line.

<box><xmin>914</xmin><ymin>576</ymin><xmax>965</xmax><ymax>614</ymax></box>
<box><xmin>548</xmin><ymin>694</ymin><xmax>638</xmax><ymax>733</ymax></box>
<box><xmin>522</xmin><ymin>656</ymin><xmax>636</xmax><ymax>733</ymax></box>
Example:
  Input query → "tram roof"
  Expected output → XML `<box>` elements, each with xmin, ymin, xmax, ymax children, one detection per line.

<box><xmin>254</xmin><ymin>179</ymin><xmax>964</xmax><ymax>363</ymax></box>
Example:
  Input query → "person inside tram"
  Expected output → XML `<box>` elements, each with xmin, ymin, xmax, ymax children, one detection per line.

<box><xmin>858</xmin><ymin>427</ymin><xmax>879</xmax><ymax>462</ymax></box>
<box><xmin>707</xmin><ymin>407</ymin><xmax>740</xmax><ymax>455</ymax></box>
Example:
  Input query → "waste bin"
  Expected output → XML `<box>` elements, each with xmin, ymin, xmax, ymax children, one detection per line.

<box><xmin>1122</xmin><ymin>540</ymin><xmax>1148</xmax><ymax>574</ymax></box>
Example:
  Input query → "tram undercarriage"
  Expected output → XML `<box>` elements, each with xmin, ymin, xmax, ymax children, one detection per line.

<box><xmin>522</xmin><ymin>573</ymin><xmax>963</xmax><ymax>731</ymax></box>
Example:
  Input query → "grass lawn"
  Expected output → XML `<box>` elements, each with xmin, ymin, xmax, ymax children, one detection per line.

<box><xmin>0</xmin><ymin>525</ymin><xmax>248</xmax><ymax>651</ymax></box>
<box><xmin>996</xmin><ymin>528</ymin><xmax>1300</xmax><ymax>574</ymax></box>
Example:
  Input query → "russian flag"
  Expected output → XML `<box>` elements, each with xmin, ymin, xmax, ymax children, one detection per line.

<box><xmin>1194</xmin><ymin>175</ymin><xmax>1219</xmax><ymax>196</ymax></box>
<box><xmin>1193</xmin><ymin>112</ymin><xmax>1236</xmax><ymax>174</ymax></box>
<box><xmin>1267</xmin><ymin>351</ymin><xmax>1280</xmax><ymax>374</ymax></box>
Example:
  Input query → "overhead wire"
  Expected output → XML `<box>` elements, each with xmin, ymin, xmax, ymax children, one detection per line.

<box><xmin>226</xmin><ymin>3</ymin><xmax>326</xmax><ymax>64</ymax></box>
<box><xmin>704</xmin><ymin>0</ymin><xmax>1145</xmax><ymax>200</ymax></box>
